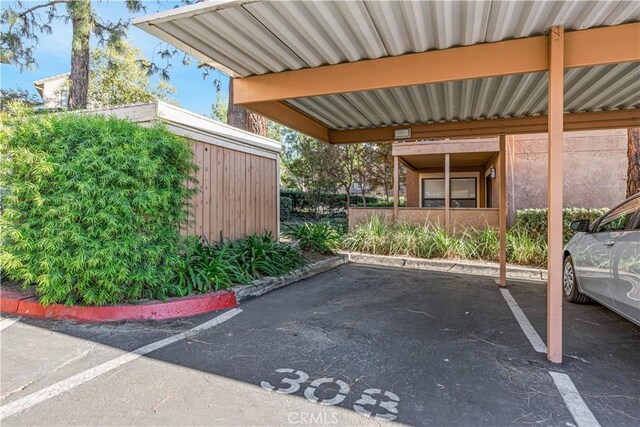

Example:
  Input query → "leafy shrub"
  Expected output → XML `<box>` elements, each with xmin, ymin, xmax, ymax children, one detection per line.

<box><xmin>514</xmin><ymin>207</ymin><xmax>607</xmax><ymax>243</ymax></box>
<box><xmin>342</xmin><ymin>216</ymin><xmax>549</xmax><ymax>267</ymax></box>
<box><xmin>280</xmin><ymin>196</ymin><xmax>293</xmax><ymax>221</ymax></box>
<box><xmin>171</xmin><ymin>237</ymin><xmax>212</xmax><ymax>296</ymax></box>
<box><xmin>285</xmin><ymin>222</ymin><xmax>341</xmax><ymax>254</ymax></box>
<box><xmin>228</xmin><ymin>232</ymin><xmax>307</xmax><ymax>279</ymax></box>
<box><xmin>280</xmin><ymin>189</ymin><xmax>383</xmax><ymax>216</ymax></box>
<box><xmin>171</xmin><ymin>233</ymin><xmax>307</xmax><ymax>295</ymax></box>
<box><xmin>0</xmin><ymin>111</ymin><xmax>196</xmax><ymax>305</ymax></box>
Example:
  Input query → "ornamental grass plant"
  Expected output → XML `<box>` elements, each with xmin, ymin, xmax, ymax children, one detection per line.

<box><xmin>342</xmin><ymin>216</ymin><xmax>549</xmax><ymax>267</ymax></box>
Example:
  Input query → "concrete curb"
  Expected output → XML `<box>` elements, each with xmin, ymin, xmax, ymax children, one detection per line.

<box><xmin>0</xmin><ymin>256</ymin><xmax>349</xmax><ymax>322</ymax></box>
<box><xmin>342</xmin><ymin>252</ymin><xmax>547</xmax><ymax>282</ymax></box>
<box><xmin>0</xmin><ymin>289</ymin><xmax>237</xmax><ymax>322</ymax></box>
<box><xmin>232</xmin><ymin>255</ymin><xmax>349</xmax><ymax>302</ymax></box>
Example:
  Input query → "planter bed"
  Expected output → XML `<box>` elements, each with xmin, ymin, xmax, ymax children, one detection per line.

<box><xmin>0</xmin><ymin>255</ymin><xmax>348</xmax><ymax>322</ymax></box>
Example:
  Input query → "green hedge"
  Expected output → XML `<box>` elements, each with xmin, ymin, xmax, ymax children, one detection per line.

<box><xmin>280</xmin><ymin>196</ymin><xmax>293</xmax><ymax>221</ymax></box>
<box><xmin>0</xmin><ymin>111</ymin><xmax>196</xmax><ymax>305</ymax></box>
<box><xmin>280</xmin><ymin>189</ymin><xmax>387</xmax><ymax>217</ymax></box>
<box><xmin>514</xmin><ymin>207</ymin><xmax>608</xmax><ymax>243</ymax></box>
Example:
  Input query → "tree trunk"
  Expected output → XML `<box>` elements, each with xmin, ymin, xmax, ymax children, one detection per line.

<box><xmin>361</xmin><ymin>184</ymin><xmax>366</xmax><ymax>207</ymax></box>
<box><xmin>68</xmin><ymin>0</ymin><xmax>91</xmax><ymax>110</ymax></box>
<box><xmin>227</xmin><ymin>78</ymin><xmax>268</xmax><ymax>136</ymax></box>
<box><xmin>628</xmin><ymin>128</ymin><xmax>640</xmax><ymax>198</ymax></box>
<box><xmin>345</xmin><ymin>186</ymin><xmax>351</xmax><ymax>209</ymax></box>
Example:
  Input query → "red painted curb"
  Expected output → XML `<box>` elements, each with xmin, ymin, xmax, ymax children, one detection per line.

<box><xmin>0</xmin><ymin>290</ymin><xmax>237</xmax><ymax>322</ymax></box>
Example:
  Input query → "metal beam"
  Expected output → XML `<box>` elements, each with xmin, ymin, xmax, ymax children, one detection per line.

<box><xmin>330</xmin><ymin>109</ymin><xmax>640</xmax><ymax>144</ymax></box>
<box><xmin>242</xmin><ymin>101</ymin><xmax>331</xmax><ymax>143</ymax></box>
<box><xmin>234</xmin><ymin>23</ymin><xmax>640</xmax><ymax>105</ymax></box>
<box><xmin>392</xmin><ymin>138</ymin><xmax>499</xmax><ymax>156</ymax></box>
<box><xmin>547</xmin><ymin>26</ymin><xmax>564</xmax><ymax>364</ymax></box>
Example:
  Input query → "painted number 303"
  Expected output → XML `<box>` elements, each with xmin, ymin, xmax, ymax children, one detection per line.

<box><xmin>260</xmin><ymin>368</ymin><xmax>400</xmax><ymax>421</ymax></box>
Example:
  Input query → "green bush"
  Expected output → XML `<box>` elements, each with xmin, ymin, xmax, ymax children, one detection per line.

<box><xmin>514</xmin><ymin>207</ymin><xmax>607</xmax><ymax>243</ymax></box>
<box><xmin>227</xmin><ymin>232</ymin><xmax>307</xmax><ymax>279</ymax></box>
<box><xmin>342</xmin><ymin>216</ymin><xmax>549</xmax><ymax>267</ymax></box>
<box><xmin>285</xmin><ymin>222</ymin><xmax>341</xmax><ymax>254</ymax></box>
<box><xmin>171</xmin><ymin>233</ymin><xmax>307</xmax><ymax>296</ymax></box>
<box><xmin>0</xmin><ymin>111</ymin><xmax>196</xmax><ymax>305</ymax></box>
<box><xmin>280</xmin><ymin>189</ymin><xmax>383</xmax><ymax>217</ymax></box>
<box><xmin>280</xmin><ymin>196</ymin><xmax>293</xmax><ymax>221</ymax></box>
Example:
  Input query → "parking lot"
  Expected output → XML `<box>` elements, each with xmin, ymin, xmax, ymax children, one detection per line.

<box><xmin>1</xmin><ymin>264</ymin><xmax>639</xmax><ymax>426</ymax></box>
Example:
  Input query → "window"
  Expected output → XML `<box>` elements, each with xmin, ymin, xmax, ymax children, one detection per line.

<box><xmin>422</xmin><ymin>177</ymin><xmax>477</xmax><ymax>208</ymax></box>
<box><xmin>60</xmin><ymin>89</ymin><xmax>69</xmax><ymax>108</ymax></box>
<box><xmin>596</xmin><ymin>197</ymin><xmax>640</xmax><ymax>233</ymax></box>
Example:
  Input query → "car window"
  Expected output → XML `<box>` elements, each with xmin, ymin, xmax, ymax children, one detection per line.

<box><xmin>597</xmin><ymin>197</ymin><xmax>640</xmax><ymax>233</ymax></box>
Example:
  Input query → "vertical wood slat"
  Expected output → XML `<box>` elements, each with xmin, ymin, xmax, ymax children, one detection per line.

<box><xmin>185</xmin><ymin>139</ymin><xmax>278</xmax><ymax>242</ymax></box>
<box><xmin>223</xmin><ymin>148</ymin><xmax>231</xmax><ymax>240</ymax></box>
<box><xmin>235</xmin><ymin>150</ymin><xmax>243</xmax><ymax>239</ymax></box>
<box><xmin>190</xmin><ymin>142</ymin><xmax>198</xmax><ymax>236</ymax></box>
<box><xmin>244</xmin><ymin>152</ymin><xmax>252</xmax><ymax>235</ymax></box>
<box><xmin>216</xmin><ymin>146</ymin><xmax>224</xmax><ymax>243</ymax></box>
<box><xmin>202</xmin><ymin>145</ymin><xmax>211</xmax><ymax>242</ymax></box>
<box><xmin>253</xmin><ymin>155</ymin><xmax>260</xmax><ymax>235</ymax></box>
<box><xmin>195</xmin><ymin>143</ymin><xmax>205</xmax><ymax>237</ymax></box>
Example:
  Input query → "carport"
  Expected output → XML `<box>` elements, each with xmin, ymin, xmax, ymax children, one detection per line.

<box><xmin>134</xmin><ymin>0</ymin><xmax>640</xmax><ymax>363</ymax></box>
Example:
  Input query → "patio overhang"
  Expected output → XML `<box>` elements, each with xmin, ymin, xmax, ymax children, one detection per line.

<box><xmin>393</xmin><ymin>138</ymin><xmax>498</xmax><ymax>170</ymax></box>
<box><xmin>135</xmin><ymin>0</ymin><xmax>640</xmax><ymax>364</ymax></box>
<box><xmin>134</xmin><ymin>1</ymin><xmax>640</xmax><ymax>144</ymax></box>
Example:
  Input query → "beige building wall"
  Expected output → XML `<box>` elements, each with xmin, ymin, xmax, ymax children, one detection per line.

<box><xmin>403</xmin><ymin>130</ymin><xmax>626</xmax><ymax>224</ymax></box>
<box><xmin>506</xmin><ymin>129</ymin><xmax>627</xmax><ymax>223</ymax></box>
<box><xmin>34</xmin><ymin>74</ymin><xmax>69</xmax><ymax>109</ymax></box>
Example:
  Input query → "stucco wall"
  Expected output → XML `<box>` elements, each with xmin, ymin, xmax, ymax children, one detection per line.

<box><xmin>402</xmin><ymin>130</ymin><xmax>626</xmax><ymax>224</ymax></box>
<box><xmin>506</xmin><ymin>129</ymin><xmax>627</xmax><ymax>222</ymax></box>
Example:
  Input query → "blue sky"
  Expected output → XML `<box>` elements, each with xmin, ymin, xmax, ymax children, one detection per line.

<box><xmin>0</xmin><ymin>0</ymin><xmax>229</xmax><ymax>117</ymax></box>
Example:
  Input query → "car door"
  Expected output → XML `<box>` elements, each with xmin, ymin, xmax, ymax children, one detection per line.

<box><xmin>575</xmin><ymin>197</ymin><xmax>640</xmax><ymax>304</ymax></box>
<box><xmin>610</xmin><ymin>206</ymin><xmax>640</xmax><ymax>324</ymax></box>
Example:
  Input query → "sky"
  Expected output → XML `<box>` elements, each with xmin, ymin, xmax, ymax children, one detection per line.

<box><xmin>0</xmin><ymin>0</ymin><xmax>230</xmax><ymax>117</ymax></box>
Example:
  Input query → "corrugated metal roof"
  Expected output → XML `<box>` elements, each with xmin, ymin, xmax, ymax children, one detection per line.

<box><xmin>286</xmin><ymin>62</ymin><xmax>640</xmax><ymax>129</ymax></box>
<box><xmin>135</xmin><ymin>1</ymin><xmax>640</xmax><ymax>131</ymax></box>
<box><xmin>136</xmin><ymin>0</ymin><xmax>640</xmax><ymax>77</ymax></box>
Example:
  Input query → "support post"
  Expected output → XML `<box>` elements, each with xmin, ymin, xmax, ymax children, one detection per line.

<box><xmin>499</xmin><ymin>135</ymin><xmax>507</xmax><ymax>287</ymax></box>
<box><xmin>444</xmin><ymin>153</ymin><xmax>450</xmax><ymax>232</ymax></box>
<box><xmin>393</xmin><ymin>155</ymin><xmax>399</xmax><ymax>223</ymax></box>
<box><xmin>547</xmin><ymin>26</ymin><xmax>564</xmax><ymax>364</ymax></box>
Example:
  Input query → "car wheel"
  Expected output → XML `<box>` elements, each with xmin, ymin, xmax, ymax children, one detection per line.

<box><xmin>563</xmin><ymin>255</ymin><xmax>591</xmax><ymax>304</ymax></box>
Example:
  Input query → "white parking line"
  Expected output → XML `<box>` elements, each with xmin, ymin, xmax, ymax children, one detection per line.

<box><xmin>549</xmin><ymin>372</ymin><xmax>601</xmax><ymax>427</ymax></box>
<box><xmin>499</xmin><ymin>288</ymin><xmax>547</xmax><ymax>353</ymax></box>
<box><xmin>0</xmin><ymin>317</ymin><xmax>19</xmax><ymax>332</ymax></box>
<box><xmin>0</xmin><ymin>308</ymin><xmax>242</xmax><ymax>421</ymax></box>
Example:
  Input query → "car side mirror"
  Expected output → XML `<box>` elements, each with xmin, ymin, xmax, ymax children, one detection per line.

<box><xmin>570</xmin><ymin>219</ymin><xmax>590</xmax><ymax>232</ymax></box>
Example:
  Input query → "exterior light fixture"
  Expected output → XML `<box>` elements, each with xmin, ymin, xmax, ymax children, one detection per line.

<box><xmin>394</xmin><ymin>128</ymin><xmax>411</xmax><ymax>139</ymax></box>
<box><xmin>490</xmin><ymin>167</ymin><xmax>496</xmax><ymax>179</ymax></box>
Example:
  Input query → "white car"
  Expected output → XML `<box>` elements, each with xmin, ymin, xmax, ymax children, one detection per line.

<box><xmin>563</xmin><ymin>193</ymin><xmax>640</xmax><ymax>326</ymax></box>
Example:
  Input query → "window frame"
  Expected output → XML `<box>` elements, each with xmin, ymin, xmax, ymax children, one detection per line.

<box><xmin>419</xmin><ymin>172</ymin><xmax>480</xmax><ymax>208</ymax></box>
